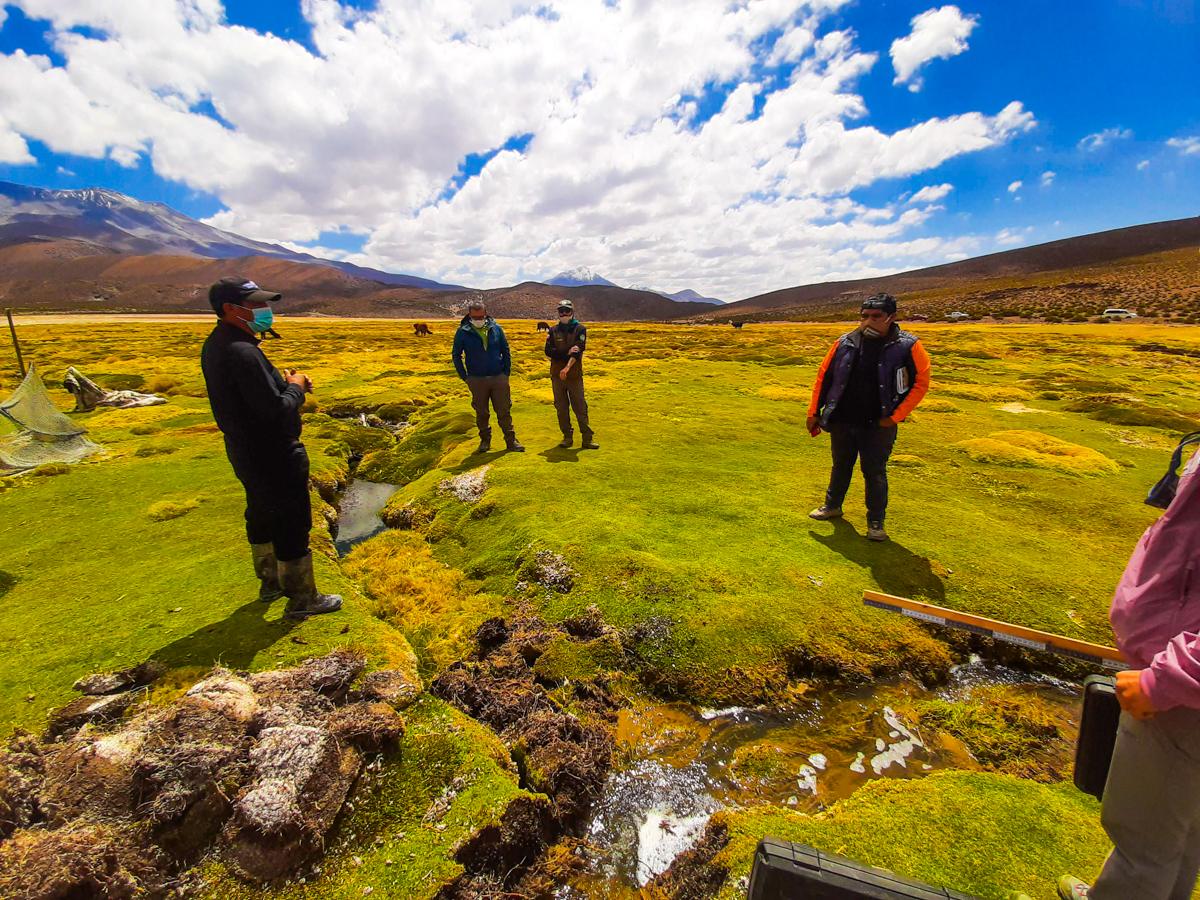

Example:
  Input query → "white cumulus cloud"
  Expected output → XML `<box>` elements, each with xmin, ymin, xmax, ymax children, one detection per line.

<box><xmin>1137</xmin><ymin>159</ymin><xmax>1150</xmax><ymax>170</ymax></box>
<box><xmin>1007</xmin><ymin>180</ymin><xmax>1022</xmax><ymax>193</ymax></box>
<box><xmin>890</xmin><ymin>5</ymin><xmax>979</xmax><ymax>91</ymax></box>
<box><xmin>908</xmin><ymin>183</ymin><xmax>953</xmax><ymax>204</ymax></box>
<box><xmin>0</xmin><ymin>0</ymin><xmax>1034</xmax><ymax>298</ymax></box>
<box><xmin>1079</xmin><ymin>127</ymin><xmax>1133</xmax><ymax>151</ymax></box>
<box><xmin>1168</xmin><ymin>136</ymin><xmax>1200</xmax><ymax>156</ymax></box>
<box><xmin>1040</xmin><ymin>171</ymin><xmax>1055</xmax><ymax>185</ymax></box>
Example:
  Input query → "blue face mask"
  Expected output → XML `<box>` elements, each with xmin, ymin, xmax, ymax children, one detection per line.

<box><xmin>239</xmin><ymin>306</ymin><xmax>274</xmax><ymax>333</ymax></box>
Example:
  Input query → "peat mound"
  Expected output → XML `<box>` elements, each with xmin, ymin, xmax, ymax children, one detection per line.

<box><xmin>431</xmin><ymin>610</ymin><xmax>623</xmax><ymax>900</ymax></box>
<box><xmin>0</xmin><ymin>650</ymin><xmax>420</xmax><ymax>899</ymax></box>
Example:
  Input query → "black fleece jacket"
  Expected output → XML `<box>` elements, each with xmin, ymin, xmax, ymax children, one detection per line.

<box><xmin>201</xmin><ymin>321</ymin><xmax>306</xmax><ymax>466</ymax></box>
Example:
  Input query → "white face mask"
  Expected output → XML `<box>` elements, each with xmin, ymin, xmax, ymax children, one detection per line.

<box><xmin>470</xmin><ymin>316</ymin><xmax>487</xmax><ymax>327</ymax></box>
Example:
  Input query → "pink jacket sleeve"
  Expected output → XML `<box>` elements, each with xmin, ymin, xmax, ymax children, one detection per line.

<box><xmin>1143</xmin><ymin>634</ymin><xmax>1200</xmax><ymax>711</ymax></box>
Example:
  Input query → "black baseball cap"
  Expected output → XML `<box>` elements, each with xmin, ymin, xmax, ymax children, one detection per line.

<box><xmin>861</xmin><ymin>292</ymin><xmax>897</xmax><ymax>315</ymax></box>
<box><xmin>208</xmin><ymin>276</ymin><xmax>282</xmax><ymax>314</ymax></box>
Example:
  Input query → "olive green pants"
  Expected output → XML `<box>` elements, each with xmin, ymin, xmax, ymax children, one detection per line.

<box><xmin>551</xmin><ymin>376</ymin><xmax>592</xmax><ymax>440</ymax></box>
<box><xmin>465</xmin><ymin>375</ymin><xmax>514</xmax><ymax>440</ymax></box>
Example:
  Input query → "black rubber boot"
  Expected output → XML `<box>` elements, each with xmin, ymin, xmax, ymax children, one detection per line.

<box><xmin>279</xmin><ymin>553</ymin><xmax>343</xmax><ymax>620</ymax></box>
<box><xmin>251</xmin><ymin>542</ymin><xmax>284</xmax><ymax>602</ymax></box>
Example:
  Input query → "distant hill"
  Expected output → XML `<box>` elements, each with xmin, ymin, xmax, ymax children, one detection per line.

<box><xmin>0</xmin><ymin>240</ymin><xmax>456</xmax><ymax>317</ymax></box>
<box><xmin>0</xmin><ymin>241</ymin><xmax>717</xmax><ymax>320</ymax></box>
<box><xmin>708</xmin><ymin>216</ymin><xmax>1200</xmax><ymax>322</ymax></box>
<box><xmin>0</xmin><ymin>182</ymin><xmax>465</xmax><ymax>291</ymax></box>
<box><xmin>546</xmin><ymin>266</ymin><xmax>616</xmax><ymax>287</ymax></box>
<box><xmin>626</xmin><ymin>284</ymin><xmax>723</xmax><ymax>305</ymax></box>
<box><xmin>667</xmin><ymin>288</ymin><xmax>723</xmax><ymax>305</ymax></box>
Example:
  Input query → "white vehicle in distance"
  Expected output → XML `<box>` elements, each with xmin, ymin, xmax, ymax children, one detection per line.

<box><xmin>946</xmin><ymin>311</ymin><xmax>970</xmax><ymax>321</ymax></box>
<box><xmin>1103</xmin><ymin>308</ymin><xmax>1137</xmax><ymax>320</ymax></box>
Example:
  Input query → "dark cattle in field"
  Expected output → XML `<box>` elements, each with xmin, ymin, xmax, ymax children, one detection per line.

<box><xmin>731</xmin><ymin>321</ymin><xmax>743</xmax><ymax>329</ymax></box>
<box><xmin>536</xmin><ymin>321</ymin><xmax>550</xmax><ymax>332</ymax></box>
<box><xmin>413</xmin><ymin>323</ymin><xmax>432</xmax><ymax>336</ymax></box>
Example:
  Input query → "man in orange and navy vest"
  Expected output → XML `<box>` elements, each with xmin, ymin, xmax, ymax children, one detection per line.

<box><xmin>806</xmin><ymin>293</ymin><xmax>931</xmax><ymax>542</ymax></box>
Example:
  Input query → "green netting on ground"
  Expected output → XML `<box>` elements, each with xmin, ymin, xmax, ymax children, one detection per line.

<box><xmin>0</xmin><ymin>365</ymin><xmax>100</xmax><ymax>471</ymax></box>
<box><xmin>0</xmin><ymin>366</ymin><xmax>86</xmax><ymax>438</ymax></box>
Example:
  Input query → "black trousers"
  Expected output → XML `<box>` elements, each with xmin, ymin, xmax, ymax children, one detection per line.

<box><xmin>227</xmin><ymin>440</ymin><xmax>313</xmax><ymax>562</ymax></box>
<box><xmin>824</xmin><ymin>423</ymin><xmax>898</xmax><ymax>522</ymax></box>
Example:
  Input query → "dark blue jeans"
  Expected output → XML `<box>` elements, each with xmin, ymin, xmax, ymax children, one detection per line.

<box><xmin>824</xmin><ymin>423</ymin><xmax>898</xmax><ymax>522</ymax></box>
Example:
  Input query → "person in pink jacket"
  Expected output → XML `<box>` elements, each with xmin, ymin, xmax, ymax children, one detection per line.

<box><xmin>1058</xmin><ymin>443</ymin><xmax>1200</xmax><ymax>900</ymax></box>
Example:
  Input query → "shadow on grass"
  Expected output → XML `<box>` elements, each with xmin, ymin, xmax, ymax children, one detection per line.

<box><xmin>438</xmin><ymin>448</ymin><xmax>509</xmax><ymax>476</ymax></box>
<box><xmin>539</xmin><ymin>447</ymin><xmax>581</xmax><ymax>463</ymax></box>
<box><xmin>811</xmin><ymin>517</ymin><xmax>946</xmax><ymax>604</ymax></box>
<box><xmin>151</xmin><ymin>598</ymin><xmax>298</xmax><ymax>672</ymax></box>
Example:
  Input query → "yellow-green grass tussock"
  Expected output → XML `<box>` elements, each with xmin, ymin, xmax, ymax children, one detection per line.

<box><xmin>956</xmin><ymin>431</ymin><xmax>1122</xmax><ymax>476</ymax></box>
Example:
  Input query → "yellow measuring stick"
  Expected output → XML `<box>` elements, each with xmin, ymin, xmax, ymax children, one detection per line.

<box><xmin>863</xmin><ymin>590</ymin><xmax>1129</xmax><ymax>671</ymax></box>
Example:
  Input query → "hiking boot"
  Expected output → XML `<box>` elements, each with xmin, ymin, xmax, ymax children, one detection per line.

<box><xmin>809</xmin><ymin>506</ymin><xmax>843</xmax><ymax>521</ymax></box>
<box><xmin>475</xmin><ymin>433</ymin><xmax>491</xmax><ymax>454</ymax></box>
<box><xmin>1057</xmin><ymin>877</ymin><xmax>1090</xmax><ymax>900</ymax></box>
<box><xmin>278</xmin><ymin>553</ymin><xmax>343</xmax><ymax>620</ymax></box>
<box><xmin>559</xmin><ymin>434</ymin><xmax>573</xmax><ymax>448</ymax></box>
<box><xmin>581</xmin><ymin>439</ymin><xmax>599</xmax><ymax>449</ymax></box>
<box><xmin>506</xmin><ymin>437</ymin><xmax>526</xmax><ymax>452</ymax></box>
<box><xmin>251</xmin><ymin>542</ymin><xmax>283</xmax><ymax>602</ymax></box>
<box><xmin>866</xmin><ymin>520</ymin><xmax>888</xmax><ymax>541</ymax></box>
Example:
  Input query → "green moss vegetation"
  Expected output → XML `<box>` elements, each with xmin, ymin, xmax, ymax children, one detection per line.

<box><xmin>955</xmin><ymin>431</ymin><xmax>1121</xmax><ymax>476</ymax></box>
<box><xmin>711</xmin><ymin>772</ymin><xmax>1108</xmax><ymax>900</ymax></box>
<box><xmin>533</xmin><ymin>633</ymin><xmax>624</xmax><ymax>682</ymax></box>
<box><xmin>343</xmin><ymin>530</ymin><xmax>502</xmax><ymax>681</ymax></box>
<box><xmin>905</xmin><ymin>685</ymin><xmax>1076</xmax><ymax>781</ymax></box>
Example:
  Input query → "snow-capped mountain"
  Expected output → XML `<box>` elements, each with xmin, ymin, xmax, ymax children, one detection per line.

<box><xmin>546</xmin><ymin>266</ymin><xmax>616</xmax><ymax>287</ymax></box>
<box><xmin>0</xmin><ymin>182</ymin><xmax>463</xmax><ymax>290</ymax></box>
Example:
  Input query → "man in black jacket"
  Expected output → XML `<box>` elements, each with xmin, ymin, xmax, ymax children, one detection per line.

<box><xmin>200</xmin><ymin>276</ymin><xmax>342</xmax><ymax>620</ymax></box>
<box><xmin>544</xmin><ymin>300</ymin><xmax>598</xmax><ymax>449</ymax></box>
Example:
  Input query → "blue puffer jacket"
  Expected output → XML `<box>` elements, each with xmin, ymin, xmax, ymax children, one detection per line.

<box><xmin>452</xmin><ymin>314</ymin><xmax>511</xmax><ymax>379</ymax></box>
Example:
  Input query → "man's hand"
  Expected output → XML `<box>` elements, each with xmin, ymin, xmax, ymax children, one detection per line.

<box><xmin>569</xmin><ymin>346</ymin><xmax>582</xmax><ymax>355</ymax></box>
<box><xmin>286</xmin><ymin>369</ymin><xmax>313</xmax><ymax>393</ymax></box>
<box><xmin>806</xmin><ymin>416</ymin><xmax>821</xmax><ymax>435</ymax></box>
<box><xmin>878</xmin><ymin>416</ymin><xmax>897</xmax><ymax>428</ymax></box>
<box><xmin>1116</xmin><ymin>669</ymin><xmax>1157</xmax><ymax>720</ymax></box>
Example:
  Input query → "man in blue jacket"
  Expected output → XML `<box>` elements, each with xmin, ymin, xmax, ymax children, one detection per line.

<box><xmin>452</xmin><ymin>300</ymin><xmax>525</xmax><ymax>454</ymax></box>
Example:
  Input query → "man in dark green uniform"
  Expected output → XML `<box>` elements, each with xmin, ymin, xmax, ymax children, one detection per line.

<box><xmin>544</xmin><ymin>300</ymin><xmax>597</xmax><ymax>449</ymax></box>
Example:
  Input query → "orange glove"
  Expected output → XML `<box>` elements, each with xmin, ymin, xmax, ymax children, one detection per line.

<box><xmin>1116</xmin><ymin>669</ymin><xmax>1157</xmax><ymax>719</ymax></box>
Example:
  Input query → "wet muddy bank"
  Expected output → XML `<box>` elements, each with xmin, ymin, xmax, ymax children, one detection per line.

<box><xmin>428</xmin><ymin>609</ymin><xmax>625</xmax><ymax>900</ymax></box>
<box><xmin>410</xmin><ymin>600</ymin><xmax>1085</xmax><ymax>900</ymax></box>
<box><xmin>563</xmin><ymin>658</ymin><xmax>1080</xmax><ymax>896</ymax></box>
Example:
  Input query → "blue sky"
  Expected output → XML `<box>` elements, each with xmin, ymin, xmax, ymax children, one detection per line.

<box><xmin>0</xmin><ymin>0</ymin><xmax>1196</xmax><ymax>297</ymax></box>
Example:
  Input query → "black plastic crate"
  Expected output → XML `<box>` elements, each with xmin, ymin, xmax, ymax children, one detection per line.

<box><xmin>747</xmin><ymin>838</ymin><xmax>983</xmax><ymax>899</ymax></box>
<box><xmin>1073</xmin><ymin>674</ymin><xmax>1120</xmax><ymax>799</ymax></box>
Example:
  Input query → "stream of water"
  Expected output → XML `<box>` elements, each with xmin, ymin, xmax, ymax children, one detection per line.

<box><xmin>569</xmin><ymin>659</ymin><xmax>1081</xmax><ymax>893</ymax></box>
<box><xmin>334</xmin><ymin>479</ymin><xmax>398</xmax><ymax>556</ymax></box>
